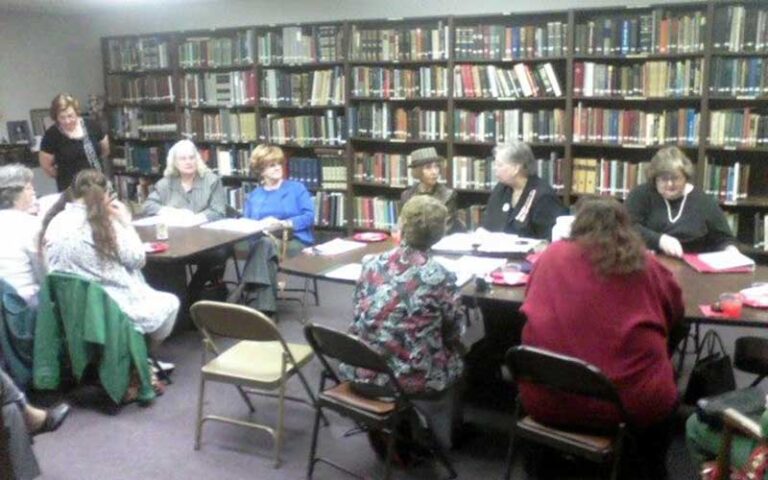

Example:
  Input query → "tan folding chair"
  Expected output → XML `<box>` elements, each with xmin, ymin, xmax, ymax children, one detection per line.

<box><xmin>190</xmin><ymin>300</ymin><xmax>318</xmax><ymax>467</ymax></box>
<box><xmin>267</xmin><ymin>227</ymin><xmax>319</xmax><ymax>323</ymax></box>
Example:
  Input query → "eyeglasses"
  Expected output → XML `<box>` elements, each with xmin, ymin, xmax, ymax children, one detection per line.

<box><xmin>656</xmin><ymin>173</ymin><xmax>685</xmax><ymax>184</ymax></box>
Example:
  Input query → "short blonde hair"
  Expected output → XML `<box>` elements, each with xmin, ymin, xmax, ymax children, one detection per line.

<box><xmin>164</xmin><ymin>139</ymin><xmax>209</xmax><ymax>177</ymax></box>
<box><xmin>647</xmin><ymin>146</ymin><xmax>694</xmax><ymax>183</ymax></box>
<box><xmin>50</xmin><ymin>93</ymin><xmax>81</xmax><ymax>121</ymax></box>
<box><xmin>249</xmin><ymin>145</ymin><xmax>285</xmax><ymax>178</ymax></box>
<box><xmin>400</xmin><ymin>195</ymin><xmax>447</xmax><ymax>250</ymax></box>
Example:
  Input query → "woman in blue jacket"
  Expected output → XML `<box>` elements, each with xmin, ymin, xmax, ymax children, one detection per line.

<box><xmin>240</xmin><ymin>145</ymin><xmax>314</xmax><ymax>314</ymax></box>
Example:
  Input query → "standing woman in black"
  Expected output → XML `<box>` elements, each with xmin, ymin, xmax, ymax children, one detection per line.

<box><xmin>39</xmin><ymin>93</ymin><xmax>110</xmax><ymax>192</ymax></box>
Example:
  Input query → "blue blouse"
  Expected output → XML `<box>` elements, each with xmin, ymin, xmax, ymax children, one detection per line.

<box><xmin>243</xmin><ymin>180</ymin><xmax>315</xmax><ymax>245</ymax></box>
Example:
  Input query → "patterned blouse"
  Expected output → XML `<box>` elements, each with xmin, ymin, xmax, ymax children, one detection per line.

<box><xmin>340</xmin><ymin>244</ymin><xmax>466</xmax><ymax>394</ymax></box>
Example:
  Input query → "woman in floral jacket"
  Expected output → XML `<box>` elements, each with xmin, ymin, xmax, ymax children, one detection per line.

<box><xmin>341</xmin><ymin>195</ymin><xmax>466</xmax><ymax>450</ymax></box>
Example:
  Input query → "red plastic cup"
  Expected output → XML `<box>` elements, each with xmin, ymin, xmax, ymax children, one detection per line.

<box><xmin>719</xmin><ymin>293</ymin><xmax>743</xmax><ymax>318</ymax></box>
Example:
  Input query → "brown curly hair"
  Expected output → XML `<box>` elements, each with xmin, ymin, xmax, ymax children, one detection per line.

<box><xmin>570</xmin><ymin>196</ymin><xmax>646</xmax><ymax>275</ymax></box>
<box><xmin>40</xmin><ymin>169</ymin><xmax>118</xmax><ymax>262</ymax></box>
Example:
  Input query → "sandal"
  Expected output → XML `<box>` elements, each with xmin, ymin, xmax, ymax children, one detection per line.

<box><xmin>151</xmin><ymin>370</ymin><xmax>166</xmax><ymax>396</ymax></box>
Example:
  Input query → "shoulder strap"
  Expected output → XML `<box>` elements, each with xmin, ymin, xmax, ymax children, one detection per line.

<box><xmin>79</xmin><ymin>120</ymin><xmax>102</xmax><ymax>172</ymax></box>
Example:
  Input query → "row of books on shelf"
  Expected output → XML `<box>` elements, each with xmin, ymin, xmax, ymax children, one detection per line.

<box><xmin>110</xmin><ymin>108</ymin><xmax>178</xmax><ymax>140</ymax></box>
<box><xmin>571</xmin><ymin>158</ymin><xmax>649</xmax><ymax>198</ymax></box>
<box><xmin>708</xmin><ymin>110</ymin><xmax>768</xmax><ymax>147</ymax></box>
<box><xmin>106</xmin><ymin>37</ymin><xmax>170</xmax><ymax>72</ymax></box>
<box><xmin>284</xmin><ymin>155</ymin><xmax>348</xmax><ymax>190</ymax></box>
<box><xmin>454</xmin><ymin>22</ymin><xmax>568</xmax><ymax>60</ymax></box>
<box><xmin>572</xmin><ymin>105</ymin><xmax>699</xmax><ymax>146</ymax></box>
<box><xmin>180</xmin><ymin>71</ymin><xmax>257</xmax><ymax>107</ymax></box>
<box><xmin>703</xmin><ymin>159</ymin><xmax>751</xmax><ymax>204</ymax></box>
<box><xmin>457</xmin><ymin>205</ymin><xmax>484</xmax><ymax>231</ymax></box>
<box><xmin>113</xmin><ymin>143</ymin><xmax>170</xmax><ymax>174</ymax></box>
<box><xmin>182</xmin><ymin>110</ymin><xmax>257</xmax><ymax>143</ymax></box>
<box><xmin>210</xmin><ymin>147</ymin><xmax>251</xmax><ymax>176</ymax></box>
<box><xmin>710</xmin><ymin>58</ymin><xmax>768</xmax><ymax>97</ymax></box>
<box><xmin>712</xmin><ymin>6</ymin><xmax>768</xmax><ymax>53</ymax></box>
<box><xmin>260</xmin><ymin>111</ymin><xmax>346</xmax><ymax>146</ymax></box>
<box><xmin>748</xmin><ymin>212</ymin><xmax>768</xmax><ymax>251</ymax></box>
<box><xmin>453</xmin><ymin>63</ymin><xmax>562</xmax><ymax>99</ymax></box>
<box><xmin>113</xmin><ymin>174</ymin><xmax>150</xmax><ymax>204</ymax></box>
<box><xmin>348</xmin><ymin>24</ymin><xmax>449</xmax><ymax>62</ymax></box>
<box><xmin>348</xmin><ymin>105</ymin><xmax>447</xmax><ymax>141</ymax></box>
<box><xmin>106</xmin><ymin>75</ymin><xmax>174</xmax><ymax>104</ymax></box>
<box><xmin>259</xmin><ymin>25</ymin><xmax>344</xmax><ymax>65</ymax></box>
<box><xmin>453</xmin><ymin>109</ymin><xmax>566</xmax><ymax>144</ymax></box>
<box><xmin>260</xmin><ymin>68</ymin><xmax>345</xmax><ymax>107</ymax></box>
<box><xmin>352</xmin><ymin>152</ymin><xmax>416</xmax><ymax>187</ymax></box>
<box><xmin>574</xmin><ymin>60</ymin><xmax>702</xmax><ymax>98</ymax></box>
<box><xmin>351</xmin><ymin>66</ymin><xmax>448</xmax><ymax>98</ymax></box>
<box><xmin>353</xmin><ymin>196</ymin><xmax>399</xmax><ymax>230</ymax></box>
<box><xmin>178</xmin><ymin>32</ymin><xmax>256</xmax><ymax>68</ymax></box>
<box><xmin>451</xmin><ymin>153</ymin><xmax>564</xmax><ymax>193</ymax></box>
<box><xmin>573</xmin><ymin>10</ymin><xmax>706</xmax><ymax>57</ymax></box>
<box><xmin>314</xmin><ymin>191</ymin><xmax>347</xmax><ymax>228</ymax></box>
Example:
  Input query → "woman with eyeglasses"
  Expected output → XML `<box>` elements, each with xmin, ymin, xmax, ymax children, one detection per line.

<box><xmin>625</xmin><ymin>146</ymin><xmax>736</xmax><ymax>257</ymax></box>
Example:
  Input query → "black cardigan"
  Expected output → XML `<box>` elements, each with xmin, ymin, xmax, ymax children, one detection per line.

<box><xmin>481</xmin><ymin>175</ymin><xmax>565</xmax><ymax>239</ymax></box>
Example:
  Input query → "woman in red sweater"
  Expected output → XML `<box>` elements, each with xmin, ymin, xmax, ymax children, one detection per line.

<box><xmin>520</xmin><ymin>196</ymin><xmax>685</xmax><ymax>479</ymax></box>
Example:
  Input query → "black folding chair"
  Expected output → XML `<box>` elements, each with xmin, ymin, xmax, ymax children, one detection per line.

<box><xmin>303</xmin><ymin>324</ymin><xmax>456</xmax><ymax>480</ymax></box>
<box><xmin>504</xmin><ymin>345</ymin><xmax>629</xmax><ymax>480</ymax></box>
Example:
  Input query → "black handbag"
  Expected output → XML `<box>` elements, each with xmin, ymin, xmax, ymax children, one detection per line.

<box><xmin>684</xmin><ymin>330</ymin><xmax>737</xmax><ymax>405</ymax></box>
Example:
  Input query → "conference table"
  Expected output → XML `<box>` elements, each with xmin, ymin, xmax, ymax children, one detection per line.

<box><xmin>135</xmin><ymin>224</ymin><xmax>256</xmax><ymax>264</ymax></box>
<box><xmin>279</xmin><ymin>238</ymin><xmax>768</xmax><ymax>327</ymax></box>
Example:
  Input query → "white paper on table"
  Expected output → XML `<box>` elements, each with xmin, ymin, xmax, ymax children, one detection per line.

<box><xmin>477</xmin><ymin>233</ymin><xmax>545</xmax><ymax>254</ymax></box>
<box><xmin>200</xmin><ymin>218</ymin><xmax>271</xmax><ymax>234</ymax></box>
<box><xmin>132</xmin><ymin>215</ymin><xmax>206</xmax><ymax>227</ymax></box>
<box><xmin>434</xmin><ymin>255</ymin><xmax>507</xmax><ymax>286</ymax></box>
<box><xmin>697</xmin><ymin>250</ymin><xmax>756</xmax><ymax>270</ymax></box>
<box><xmin>431</xmin><ymin>231</ymin><xmax>543</xmax><ymax>254</ymax></box>
<box><xmin>324</xmin><ymin>263</ymin><xmax>363</xmax><ymax>281</ymax></box>
<box><xmin>306</xmin><ymin>238</ymin><xmax>367</xmax><ymax>256</ymax></box>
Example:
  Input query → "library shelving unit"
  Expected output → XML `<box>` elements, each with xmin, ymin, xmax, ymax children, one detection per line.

<box><xmin>705</xmin><ymin>0</ymin><xmax>768</xmax><ymax>256</ymax></box>
<box><xmin>451</xmin><ymin>10</ymin><xmax>570</xmax><ymax>229</ymax></box>
<box><xmin>103</xmin><ymin>33</ymin><xmax>179</xmax><ymax>206</ymax></box>
<box><xmin>98</xmin><ymin>0</ymin><xmax>768</xmax><ymax>256</ymax></box>
<box><xmin>346</xmin><ymin>16</ymin><xmax>451</xmax><ymax>231</ymax></box>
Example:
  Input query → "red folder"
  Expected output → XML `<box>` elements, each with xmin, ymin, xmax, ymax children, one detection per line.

<box><xmin>682</xmin><ymin>253</ymin><xmax>755</xmax><ymax>274</ymax></box>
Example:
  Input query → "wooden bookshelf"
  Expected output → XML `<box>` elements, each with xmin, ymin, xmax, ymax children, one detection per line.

<box><xmin>100</xmin><ymin>0</ymin><xmax>768</xmax><ymax>251</ymax></box>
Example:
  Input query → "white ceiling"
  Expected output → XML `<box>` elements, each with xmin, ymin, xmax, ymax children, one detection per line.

<box><xmin>0</xmin><ymin>0</ymin><xmax>225</xmax><ymax>15</ymax></box>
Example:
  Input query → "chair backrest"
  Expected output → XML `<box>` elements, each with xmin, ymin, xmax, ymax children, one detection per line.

<box><xmin>304</xmin><ymin>324</ymin><xmax>399</xmax><ymax>386</ymax></box>
<box><xmin>190</xmin><ymin>300</ymin><xmax>281</xmax><ymax>343</ymax></box>
<box><xmin>506</xmin><ymin>346</ymin><xmax>626</xmax><ymax>416</ymax></box>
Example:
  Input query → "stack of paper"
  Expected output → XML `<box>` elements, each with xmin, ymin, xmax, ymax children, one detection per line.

<box><xmin>200</xmin><ymin>218</ymin><xmax>270</xmax><ymax>233</ymax></box>
<box><xmin>305</xmin><ymin>238</ymin><xmax>367</xmax><ymax>256</ymax></box>
<box><xmin>431</xmin><ymin>232</ymin><xmax>544</xmax><ymax>255</ymax></box>
<box><xmin>323</xmin><ymin>263</ymin><xmax>363</xmax><ymax>281</ymax></box>
<box><xmin>434</xmin><ymin>255</ymin><xmax>507</xmax><ymax>286</ymax></box>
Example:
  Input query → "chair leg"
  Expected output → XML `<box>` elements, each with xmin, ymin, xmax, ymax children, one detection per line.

<box><xmin>274</xmin><ymin>377</ymin><xmax>287</xmax><ymax>468</ymax></box>
<box><xmin>296</xmin><ymin>370</ymin><xmax>329</xmax><ymax>427</ymax></box>
<box><xmin>306</xmin><ymin>404</ymin><xmax>324</xmax><ymax>479</ymax></box>
<box><xmin>609</xmin><ymin>431</ymin><xmax>625</xmax><ymax>480</ymax></box>
<box><xmin>750</xmin><ymin>375</ymin><xmax>766</xmax><ymax>387</ymax></box>
<box><xmin>383</xmin><ymin>425</ymin><xmax>395</xmax><ymax>480</ymax></box>
<box><xmin>194</xmin><ymin>375</ymin><xmax>206</xmax><ymax>450</ymax></box>
<box><xmin>236</xmin><ymin>386</ymin><xmax>256</xmax><ymax>413</ymax></box>
<box><xmin>504</xmin><ymin>426</ymin><xmax>516</xmax><ymax>480</ymax></box>
<box><xmin>311</xmin><ymin>278</ymin><xmax>319</xmax><ymax>306</ymax></box>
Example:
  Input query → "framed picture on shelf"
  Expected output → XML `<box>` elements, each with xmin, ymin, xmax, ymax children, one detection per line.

<box><xmin>7</xmin><ymin>121</ymin><xmax>31</xmax><ymax>145</ymax></box>
<box><xmin>29</xmin><ymin>109</ymin><xmax>54</xmax><ymax>137</ymax></box>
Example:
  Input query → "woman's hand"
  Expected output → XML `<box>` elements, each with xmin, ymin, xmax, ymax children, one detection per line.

<box><xmin>659</xmin><ymin>234</ymin><xmax>684</xmax><ymax>258</ymax></box>
<box><xmin>108</xmin><ymin>198</ymin><xmax>132</xmax><ymax>224</ymax></box>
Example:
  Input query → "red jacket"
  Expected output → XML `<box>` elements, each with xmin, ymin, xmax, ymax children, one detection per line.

<box><xmin>519</xmin><ymin>240</ymin><xmax>684</xmax><ymax>428</ymax></box>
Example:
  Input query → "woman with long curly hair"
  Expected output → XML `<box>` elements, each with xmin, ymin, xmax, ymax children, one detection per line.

<box><xmin>518</xmin><ymin>196</ymin><xmax>685</xmax><ymax>480</ymax></box>
<box><xmin>41</xmin><ymin>169</ymin><xmax>178</xmax><ymax>346</ymax></box>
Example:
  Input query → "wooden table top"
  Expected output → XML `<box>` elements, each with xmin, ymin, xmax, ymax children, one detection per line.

<box><xmin>136</xmin><ymin>225</ymin><xmax>256</xmax><ymax>263</ymax></box>
<box><xmin>281</xmin><ymin>239</ymin><xmax>768</xmax><ymax>326</ymax></box>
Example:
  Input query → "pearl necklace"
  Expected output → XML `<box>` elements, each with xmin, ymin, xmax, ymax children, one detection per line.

<box><xmin>664</xmin><ymin>190</ymin><xmax>689</xmax><ymax>224</ymax></box>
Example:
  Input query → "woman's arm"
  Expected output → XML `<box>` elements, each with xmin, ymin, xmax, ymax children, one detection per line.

<box><xmin>285</xmin><ymin>183</ymin><xmax>314</xmax><ymax>231</ymax></box>
<box><xmin>625</xmin><ymin>185</ymin><xmax>663</xmax><ymax>249</ymax></box>
<box><xmin>199</xmin><ymin>174</ymin><xmax>227</xmax><ymax>221</ymax></box>
<box><xmin>39</xmin><ymin>151</ymin><xmax>57</xmax><ymax>179</ymax></box>
<box><xmin>703</xmin><ymin>196</ymin><xmax>737</xmax><ymax>250</ymax></box>
<box><xmin>99</xmin><ymin>136</ymin><xmax>110</xmax><ymax>159</ymax></box>
<box><xmin>114</xmin><ymin>221</ymin><xmax>146</xmax><ymax>270</ymax></box>
<box><xmin>141</xmin><ymin>179</ymin><xmax>168</xmax><ymax>216</ymax></box>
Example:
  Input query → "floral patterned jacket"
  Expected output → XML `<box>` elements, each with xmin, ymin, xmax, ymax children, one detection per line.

<box><xmin>339</xmin><ymin>244</ymin><xmax>466</xmax><ymax>394</ymax></box>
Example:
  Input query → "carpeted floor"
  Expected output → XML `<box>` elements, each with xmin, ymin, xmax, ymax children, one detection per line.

<box><xmin>30</xmin><ymin>277</ymin><xmax>715</xmax><ymax>479</ymax></box>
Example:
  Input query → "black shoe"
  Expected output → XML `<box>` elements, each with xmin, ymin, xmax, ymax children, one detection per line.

<box><xmin>35</xmin><ymin>403</ymin><xmax>71</xmax><ymax>436</ymax></box>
